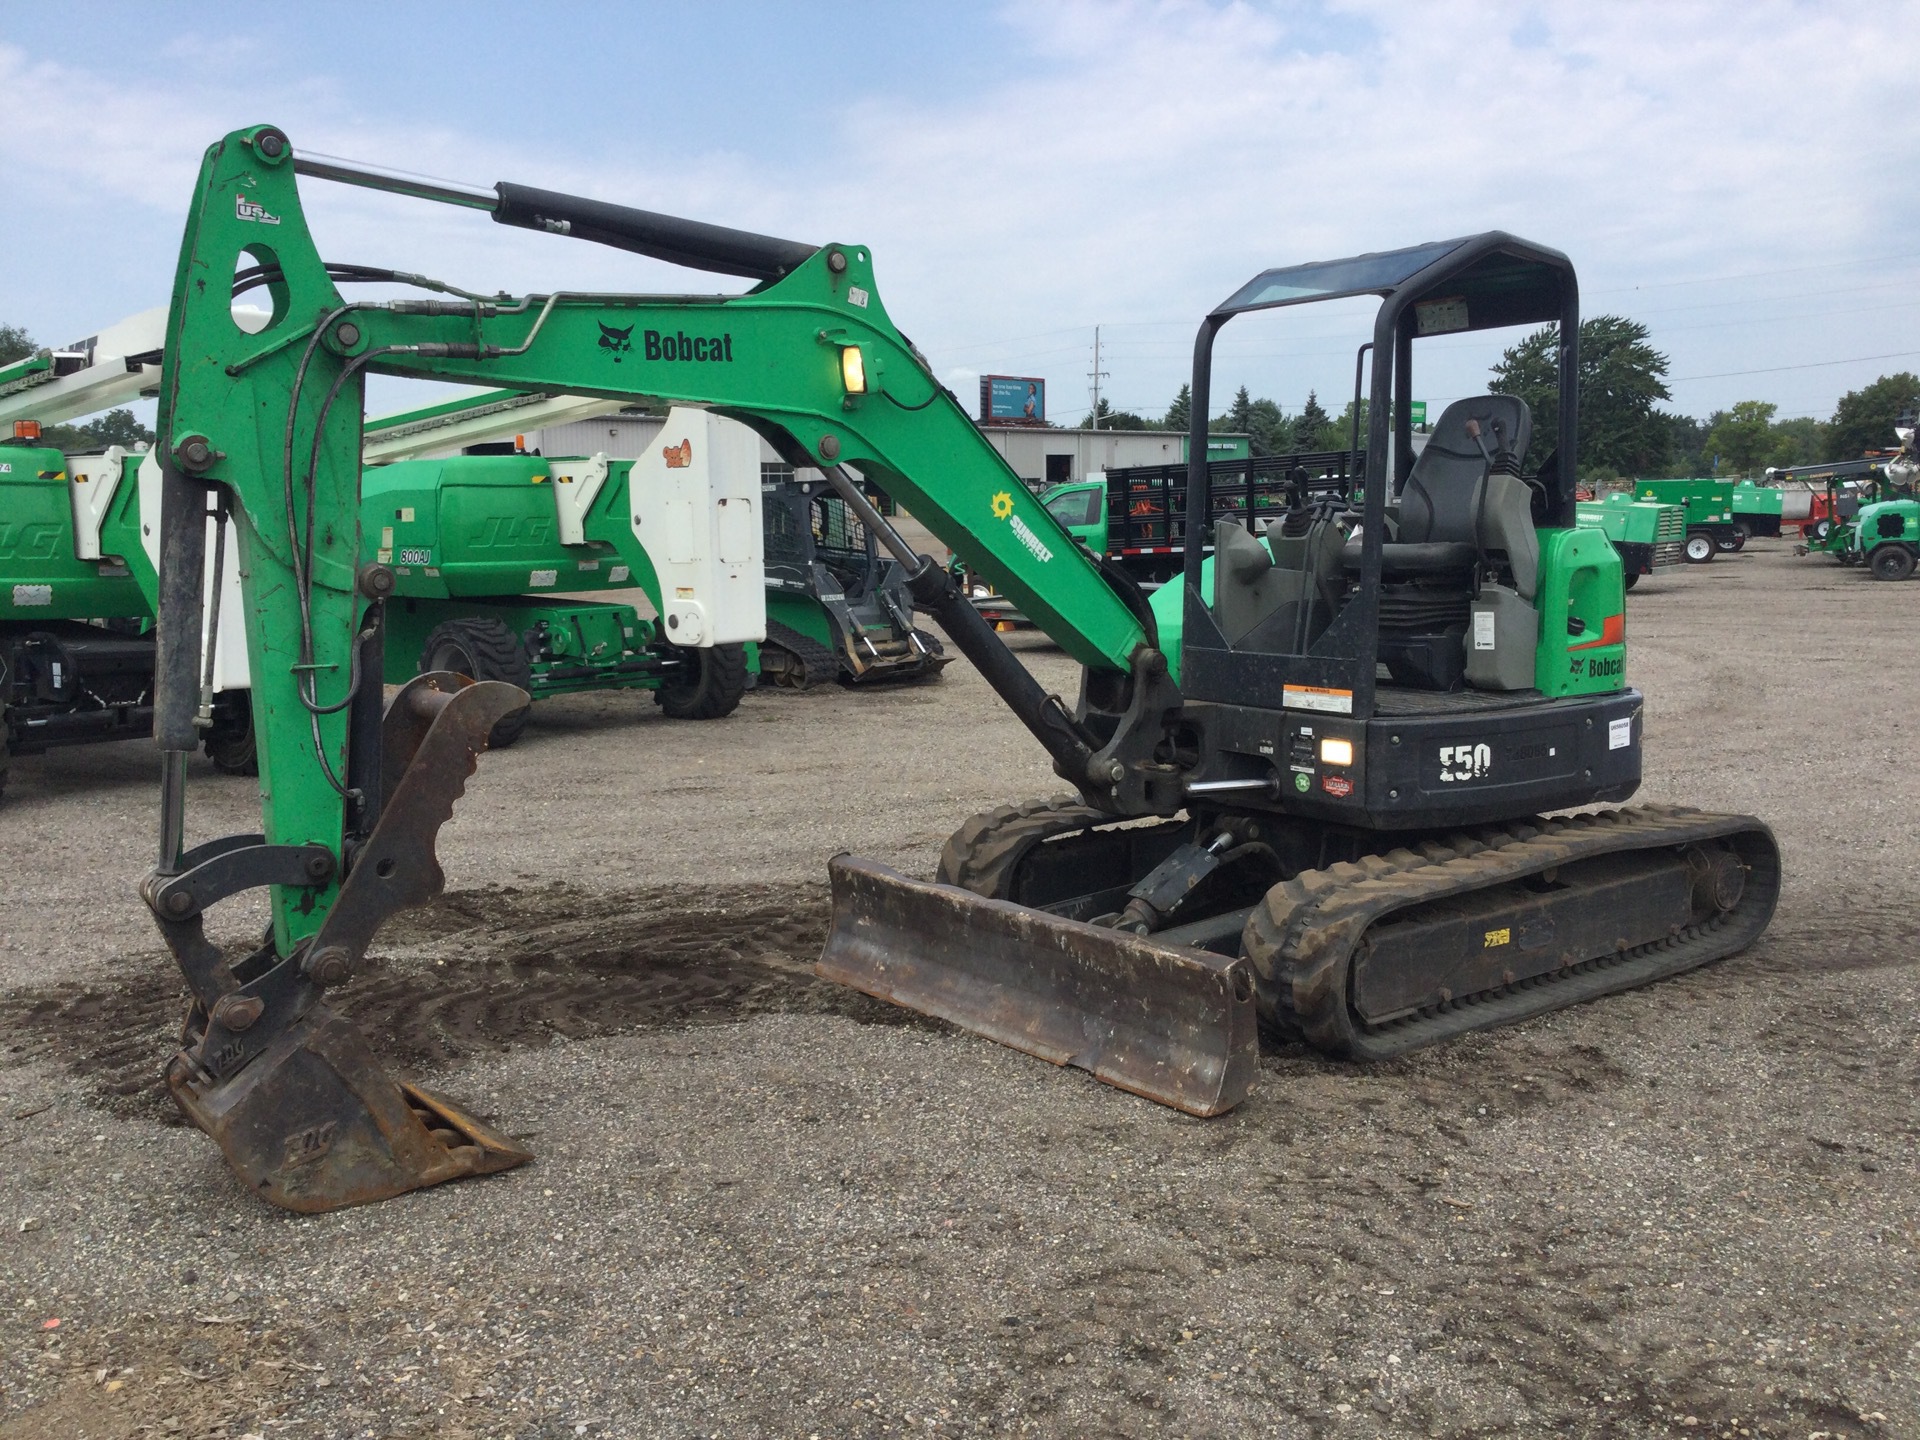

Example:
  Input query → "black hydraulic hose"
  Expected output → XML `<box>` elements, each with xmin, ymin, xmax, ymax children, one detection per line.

<box><xmin>492</xmin><ymin>182</ymin><xmax>817</xmax><ymax>282</ymax></box>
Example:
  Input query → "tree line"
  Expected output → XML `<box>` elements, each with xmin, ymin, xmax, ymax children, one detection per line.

<box><xmin>8</xmin><ymin>311</ymin><xmax>1910</xmax><ymax>480</ymax></box>
<box><xmin>1079</xmin><ymin>315</ymin><xmax>1915</xmax><ymax>479</ymax></box>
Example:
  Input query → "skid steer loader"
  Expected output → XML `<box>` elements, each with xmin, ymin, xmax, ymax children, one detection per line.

<box><xmin>759</xmin><ymin>464</ymin><xmax>949</xmax><ymax>687</ymax></box>
<box><xmin>135</xmin><ymin>126</ymin><xmax>1777</xmax><ymax>1212</ymax></box>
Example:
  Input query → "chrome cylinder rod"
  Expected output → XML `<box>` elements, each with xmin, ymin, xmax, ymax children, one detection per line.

<box><xmin>293</xmin><ymin>151</ymin><xmax>497</xmax><ymax>211</ymax></box>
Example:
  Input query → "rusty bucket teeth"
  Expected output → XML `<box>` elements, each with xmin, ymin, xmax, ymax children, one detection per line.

<box><xmin>169</xmin><ymin>1001</ymin><xmax>530</xmax><ymax>1214</ymax></box>
<box><xmin>818</xmin><ymin>854</ymin><xmax>1258</xmax><ymax>1117</ymax></box>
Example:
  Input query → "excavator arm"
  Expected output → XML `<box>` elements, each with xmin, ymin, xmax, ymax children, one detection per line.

<box><xmin>148</xmin><ymin>125</ymin><xmax>1192</xmax><ymax>1211</ymax></box>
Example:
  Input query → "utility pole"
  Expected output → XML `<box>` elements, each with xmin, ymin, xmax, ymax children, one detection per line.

<box><xmin>1088</xmin><ymin>325</ymin><xmax>1108</xmax><ymax>430</ymax></box>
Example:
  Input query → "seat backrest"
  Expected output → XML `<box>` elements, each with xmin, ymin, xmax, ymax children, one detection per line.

<box><xmin>1398</xmin><ymin>395</ymin><xmax>1533</xmax><ymax>545</ymax></box>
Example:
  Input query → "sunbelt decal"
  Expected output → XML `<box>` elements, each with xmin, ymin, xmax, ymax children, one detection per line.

<box><xmin>992</xmin><ymin>490</ymin><xmax>1052</xmax><ymax>564</ymax></box>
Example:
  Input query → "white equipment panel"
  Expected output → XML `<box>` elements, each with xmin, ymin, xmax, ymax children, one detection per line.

<box><xmin>627</xmin><ymin>408</ymin><xmax>765</xmax><ymax>647</ymax></box>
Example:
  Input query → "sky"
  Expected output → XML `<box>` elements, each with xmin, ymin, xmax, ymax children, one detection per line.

<box><xmin>4</xmin><ymin>0</ymin><xmax>1918</xmax><ymax>431</ymax></box>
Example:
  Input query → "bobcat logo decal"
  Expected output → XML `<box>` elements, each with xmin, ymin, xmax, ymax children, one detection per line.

<box><xmin>662</xmin><ymin>439</ymin><xmax>693</xmax><ymax>468</ymax></box>
<box><xmin>598</xmin><ymin>322</ymin><xmax>634</xmax><ymax>360</ymax></box>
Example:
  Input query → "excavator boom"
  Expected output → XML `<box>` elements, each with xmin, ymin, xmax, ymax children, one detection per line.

<box><xmin>145</xmin><ymin>125</ymin><xmax>1192</xmax><ymax>1210</ymax></box>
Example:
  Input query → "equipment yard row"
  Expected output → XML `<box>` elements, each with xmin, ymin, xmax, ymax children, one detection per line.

<box><xmin>2</xmin><ymin>539</ymin><xmax>1914</xmax><ymax>1439</ymax></box>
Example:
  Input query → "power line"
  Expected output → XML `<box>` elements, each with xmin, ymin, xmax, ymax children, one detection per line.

<box><xmin>1670</xmin><ymin>350</ymin><xmax>1920</xmax><ymax>382</ymax></box>
<box><xmin>1589</xmin><ymin>250</ymin><xmax>1920</xmax><ymax>294</ymax></box>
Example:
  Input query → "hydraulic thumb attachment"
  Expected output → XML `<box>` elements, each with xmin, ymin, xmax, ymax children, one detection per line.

<box><xmin>145</xmin><ymin>672</ymin><xmax>532</xmax><ymax>1213</ymax></box>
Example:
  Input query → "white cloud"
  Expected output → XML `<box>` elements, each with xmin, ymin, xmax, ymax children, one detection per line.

<box><xmin>5</xmin><ymin>3</ymin><xmax>1917</xmax><ymax>424</ymax></box>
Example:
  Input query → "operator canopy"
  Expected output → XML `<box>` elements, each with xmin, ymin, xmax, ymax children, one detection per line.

<box><xmin>1214</xmin><ymin>232</ymin><xmax>1573</xmax><ymax>333</ymax></box>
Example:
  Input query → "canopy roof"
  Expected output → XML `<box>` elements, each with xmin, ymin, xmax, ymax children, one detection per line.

<box><xmin>1213</xmin><ymin>232</ymin><xmax>1573</xmax><ymax>335</ymax></box>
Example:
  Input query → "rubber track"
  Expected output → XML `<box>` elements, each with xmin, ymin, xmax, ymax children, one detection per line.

<box><xmin>1242</xmin><ymin>804</ymin><xmax>1781</xmax><ymax>1060</ymax></box>
<box><xmin>760</xmin><ymin>618</ymin><xmax>841</xmax><ymax>689</ymax></box>
<box><xmin>935</xmin><ymin>795</ymin><xmax>1110</xmax><ymax>896</ymax></box>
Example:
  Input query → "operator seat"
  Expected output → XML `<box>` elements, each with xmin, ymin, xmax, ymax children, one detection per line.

<box><xmin>1344</xmin><ymin>394</ymin><xmax>1541</xmax><ymax>689</ymax></box>
<box><xmin>1346</xmin><ymin>394</ymin><xmax>1538</xmax><ymax>596</ymax></box>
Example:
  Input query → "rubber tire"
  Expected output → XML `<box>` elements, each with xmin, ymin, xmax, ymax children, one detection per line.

<box><xmin>1870</xmin><ymin>544</ymin><xmax>1916</xmax><ymax>582</ymax></box>
<box><xmin>203</xmin><ymin>693</ymin><xmax>258</xmax><ymax>776</ymax></box>
<box><xmin>654</xmin><ymin>642</ymin><xmax>747</xmax><ymax>720</ymax></box>
<box><xmin>1810</xmin><ymin>518</ymin><xmax>1833</xmax><ymax>542</ymax></box>
<box><xmin>1683</xmin><ymin>531</ymin><xmax>1717</xmax><ymax>564</ymax></box>
<box><xmin>420</xmin><ymin>617</ymin><xmax>534</xmax><ymax>748</ymax></box>
<box><xmin>1623</xmin><ymin>571</ymin><xmax>1640</xmax><ymax>591</ymax></box>
<box><xmin>1731</xmin><ymin>521</ymin><xmax>1750</xmax><ymax>551</ymax></box>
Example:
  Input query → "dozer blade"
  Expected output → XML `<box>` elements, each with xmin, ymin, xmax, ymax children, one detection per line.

<box><xmin>819</xmin><ymin>855</ymin><xmax>1258</xmax><ymax>1117</ymax></box>
<box><xmin>169</xmin><ymin>1002</ymin><xmax>530</xmax><ymax>1214</ymax></box>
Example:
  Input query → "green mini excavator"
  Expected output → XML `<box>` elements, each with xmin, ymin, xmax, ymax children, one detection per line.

<box><xmin>139</xmin><ymin>127</ymin><xmax>1778</xmax><ymax>1212</ymax></box>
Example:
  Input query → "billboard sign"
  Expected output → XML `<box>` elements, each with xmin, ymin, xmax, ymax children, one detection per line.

<box><xmin>981</xmin><ymin>375</ymin><xmax>1046</xmax><ymax>425</ymax></box>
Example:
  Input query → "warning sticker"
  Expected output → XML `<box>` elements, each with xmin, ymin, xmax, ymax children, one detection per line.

<box><xmin>609</xmin><ymin>565</ymin><xmax>630</xmax><ymax>583</ymax></box>
<box><xmin>529</xmin><ymin>569</ymin><xmax>558</xmax><ymax>588</ymax></box>
<box><xmin>1473</xmin><ymin>610</ymin><xmax>1496</xmax><ymax>651</ymax></box>
<box><xmin>1320</xmin><ymin>774</ymin><xmax>1354</xmax><ymax>798</ymax></box>
<box><xmin>1283</xmin><ymin>684</ymin><xmax>1353</xmax><ymax>715</ymax></box>
<box><xmin>11</xmin><ymin>584</ymin><xmax>52</xmax><ymax>607</ymax></box>
<box><xmin>1609</xmin><ymin>716</ymin><xmax>1633</xmax><ymax>750</ymax></box>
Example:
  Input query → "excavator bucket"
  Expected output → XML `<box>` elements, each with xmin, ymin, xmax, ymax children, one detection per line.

<box><xmin>154</xmin><ymin>675</ymin><xmax>535</xmax><ymax>1213</ymax></box>
<box><xmin>819</xmin><ymin>855</ymin><xmax>1258</xmax><ymax>1117</ymax></box>
<box><xmin>168</xmin><ymin>1003</ymin><xmax>530</xmax><ymax>1214</ymax></box>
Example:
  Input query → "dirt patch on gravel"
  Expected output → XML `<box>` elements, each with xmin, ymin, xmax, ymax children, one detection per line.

<box><xmin>0</xmin><ymin>883</ymin><xmax>923</xmax><ymax>1126</ymax></box>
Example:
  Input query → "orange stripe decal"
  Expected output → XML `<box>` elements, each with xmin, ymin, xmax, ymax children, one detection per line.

<box><xmin>1569</xmin><ymin>613</ymin><xmax>1626</xmax><ymax>651</ymax></box>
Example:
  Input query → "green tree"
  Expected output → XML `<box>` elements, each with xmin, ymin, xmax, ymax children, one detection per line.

<box><xmin>1703</xmin><ymin>400</ymin><xmax>1777</xmax><ymax>476</ymax></box>
<box><xmin>0</xmin><ymin>322</ymin><xmax>35</xmax><ymax>366</ymax></box>
<box><xmin>39</xmin><ymin>408</ymin><xmax>156</xmax><ymax>451</ymax></box>
<box><xmin>1162</xmin><ymin>383</ymin><xmax>1191</xmax><ymax>432</ymax></box>
<box><xmin>1296</xmin><ymin>390</ymin><xmax>1331</xmax><ymax>448</ymax></box>
<box><xmin>1245</xmin><ymin>397</ymin><xmax>1295</xmax><ymax>456</ymax></box>
<box><xmin>1305</xmin><ymin>397</ymin><xmax>1366</xmax><ymax>453</ymax></box>
<box><xmin>1827</xmin><ymin>372</ymin><xmax>1920</xmax><ymax>460</ymax></box>
<box><xmin>1079</xmin><ymin>399</ymin><xmax>1149</xmax><ymax>430</ymax></box>
<box><xmin>1661</xmin><ymin>413</ymin><xmax>1710</xmax><ymax>476</ymax></box>
<box><xmin>1221</xmin><ymin>386</ymin><xmax>1255</xmax><ymax>434</ymax></box>
<box><xmin>1765</xmin><ymin>415</ymin><xmax>1827</xmax><ymax>471</ymax></box>
<box><xmin>1208</xmin><ymin>386</ymin><xmax>1297</xmax><ymax>456</ymax></box>
<box><xmin>1490</xmin><ymin>315</ymin><xmax>1673</xmax><ymax>477</ymax></box>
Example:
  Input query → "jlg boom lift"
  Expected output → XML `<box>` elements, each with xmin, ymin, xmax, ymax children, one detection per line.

<box><xmin>143</xmin><ymin>127</ymin><xmax>1778</xmax><ymax>1212</ymax></box>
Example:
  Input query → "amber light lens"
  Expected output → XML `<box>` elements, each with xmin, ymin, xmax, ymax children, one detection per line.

<box><xmin>1319</xmin><ymin>737</ymin><xmax>1354</xmax><ymax>767</ymax></box>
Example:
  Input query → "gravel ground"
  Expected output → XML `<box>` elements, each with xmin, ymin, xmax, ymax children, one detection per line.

<box><xmin>1</xmin><ymin>537</ymin><xmax>1915</xmax><ymax>1439</ymax></box>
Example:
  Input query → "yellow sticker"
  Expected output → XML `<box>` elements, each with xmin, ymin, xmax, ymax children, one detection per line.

<box><xmin>991</xmin><ymin>491</ymin><xmax>1014</xmax><ymax>519</ymax></box>
<box><xmin>1483</xmin><ymin>927</ymin><xmax>1511</xmax><ymax>948</ymax></box>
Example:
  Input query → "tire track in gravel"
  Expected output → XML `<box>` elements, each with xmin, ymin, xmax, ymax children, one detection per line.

<box><xmin>0</xmin><ymin>881</ymin><xmax>928</xmax><ymax>1123</ymax></box>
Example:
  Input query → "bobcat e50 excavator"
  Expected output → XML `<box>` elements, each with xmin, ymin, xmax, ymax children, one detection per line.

<box><xmin>142</xmin><ymin>126</ymin><xmax>1778</xmax><ymax>1212</ymax></box>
